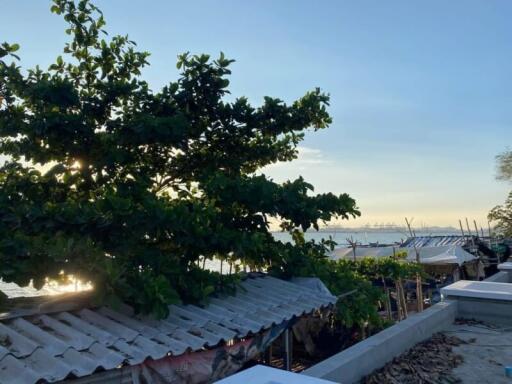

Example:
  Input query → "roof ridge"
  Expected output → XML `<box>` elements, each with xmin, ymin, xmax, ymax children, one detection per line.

<box><xmin>0</xmin><ymin>291</ymin><xmax>94</xmax><ymax>321</ymax></box>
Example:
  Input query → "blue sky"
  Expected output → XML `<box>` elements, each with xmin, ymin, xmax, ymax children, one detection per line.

<box><xmin>1</xmin><ymin>0</ymin><xmax>511</xmax><ymax>227</ymax></box>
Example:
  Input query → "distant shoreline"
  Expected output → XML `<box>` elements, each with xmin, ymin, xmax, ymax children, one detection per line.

<box><xmin>271</xmin><ymin>227</ymin><xmax>460</xmax><ymax>234</ymax></box>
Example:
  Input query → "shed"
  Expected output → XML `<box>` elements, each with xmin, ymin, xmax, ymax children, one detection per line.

<box><xmin>0</xmin><ymin>274</ymin><xmax>335</xmax><ymax>384</ymax></box>
<box><xmin>401</xmin><ymin>235</ymin><xmax>507</xmax><ymax>276</ymax></box>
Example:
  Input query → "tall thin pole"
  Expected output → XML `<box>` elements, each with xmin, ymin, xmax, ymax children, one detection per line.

<box><xmin>405</xmin><ymin>217</ymin><xmax>414</xmax><ymax>237</ymax></box>
<box><xmin>284</xmin><ymin>329</ymin><xmax>292</xmax><ymax>371</ymax></box>
<box><xmin>466</xmin><ymin>218</ymin><xmax>476</xmax><ymax>248</ymax></box>
<box><xmin>473</xmin><ymin>220</ymin><xmax>479</xmax><ymax>238</ymax></box>
<box><xmin>404</xmin><ymin>218</ymin><xmax>423</xmax><ymax>313</ymax></box>
<box><xmin>459</xmin><ymin>219</ymin><xmax>466</xmax><ymax>237</ymax></box>
<box><xmin>465</xmin><ymin>218</ymin><xmax>472</xmax><ymax>236</ymax></box>
<box><xmin>488</xmin><ymin>221</ymin><xmax>493</xmax><ymax>248</ymax></box>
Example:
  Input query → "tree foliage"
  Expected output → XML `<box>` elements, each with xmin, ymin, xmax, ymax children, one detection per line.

<box><xmin>496</xmin><ymin>150</ymin><xmax>512</xmax><ymax>182</ymax></box>
<box><xmin>269</xmin><ymin>232</ymin><xmax>421</xmax><ymax>329</ymax></box>
<box><xmin>489</xmin><ymin>150</ymin><xmax>512</xmax><ymax>238</ymax></box>
<box><xmin>0</xmin><ymin>0</ymin><xmax>359</xmax><ymax>316</ymax></box>
<box><xmin>489</xmin><ymin>191</ymin><xmax>512</xmax><ymax>238</ymax></box>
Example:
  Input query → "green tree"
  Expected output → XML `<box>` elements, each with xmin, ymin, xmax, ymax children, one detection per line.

<box><xmin>488</xmin><ymin>150</ymin><xmax>512</xmax><ymax>238</ymax></box>
<box><xmin>0</xmin><ymin>0</ymin><xmax>359</xmax><ymax>316</ymax></box>
<box><xmin>489</xmin><ymin>191</ymin><xmax>512</xmax><ymax>238</ymax></box>
<box><xmin>496</xmin><ymin>150</ymin><xmax>512</xmax><ymax>182</ymax></box>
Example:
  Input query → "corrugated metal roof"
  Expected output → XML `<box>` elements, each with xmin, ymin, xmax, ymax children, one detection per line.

<box><xmin>0</xmin><ymin>275</ymin><xmax>335</xmax><ymax>384</ymax></box>
<box><xmin>400</xmin><ymin>236</ymin><xmax>471</xmax><ymax>249</ymax></box>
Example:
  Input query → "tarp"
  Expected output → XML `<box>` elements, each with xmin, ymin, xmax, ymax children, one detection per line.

<box><xmin>131</xmin><ymin>320</ymin><xmax>290</xmax><ymax>384</ymax></box>
<box><xmin>405</xmin><ymin>246</ymin><xmax>477</xmax><ymax>266</ymax></box>
<box><xmin>330</xmin><ymin>245</ymin><xmax>477</xmax><ymax>266</ymax></box>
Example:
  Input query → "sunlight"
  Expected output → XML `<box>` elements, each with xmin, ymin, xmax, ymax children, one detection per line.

<box><xmin>43</xmin><ymin>274</ymin><xmax>93</xmax><ymax>294</ymax></box>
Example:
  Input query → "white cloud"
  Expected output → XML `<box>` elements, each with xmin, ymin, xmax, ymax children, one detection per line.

<box><xmin>295</xmin><ymin>146</ymin><xmax>329</xmax><ymax>165</ymax></box>
<box><xmin>264</xmin><ymin>146</ymin><xmax>331</xmax><ymax>174</ymax></box>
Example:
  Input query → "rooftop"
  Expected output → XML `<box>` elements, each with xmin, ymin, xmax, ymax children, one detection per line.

<box><xmin>303</xmin><ymin>260</ymin><xmax>512</xmax><ymax>384</ymax></box>
<box><xmin>401</xmin><ymin>235</ymin><xmax>472</xmax><ymax>248</ymax></box>
<box><xmin>362</xmin><ymin>319</ymin><xmax>512</xmax><ymax>384</ymax></box>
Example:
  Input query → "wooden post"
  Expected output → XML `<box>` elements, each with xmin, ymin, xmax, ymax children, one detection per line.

<box><xmin>385</xmin><ymin>287</ymin><xmax>392</xmax><ymax>321</ymax></box>
<box><xmin>283</xmin><ymin>329</ymin><xmax>292</xmax><ymax>371</ymax></box>
<box><xmin>265</xmin><ymin>344</ymin><xmax>273</xmax><ymax>365</ymax></box>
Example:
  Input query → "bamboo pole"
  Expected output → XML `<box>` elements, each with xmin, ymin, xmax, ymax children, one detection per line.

<box><xmin>385</xmin><ymin>288</ymin><xmax>393</xmax><ymax>321</ymax></box>
<box><xmin>488</xmin><ymin>221</ymin><xmax>493</xmax><ymax>248</ymax></box>
<box><xmin>405</xmin><ymin>217</ymin><xmax>414</xmax><ymax>237</ymax></box>
<box><xmin>405</xmin><ymin>218</ymin><xmax>423</xmax><ymax>313</ymax></box>
<box><xmin>382</xmin><ymin>277</ymin><xmax>392</xmax><ymax>321</ymax></box>
<box><xmin>459</xmin><ymin>219</ymin><xmax>466</xmax><ymax>237</ymax></box>
<box><xmin>466</xmin><ymin>218</ymin><xmax>476</xmax><ymax>248</ymax></box>
<box><xmin>416</xmin><ymin>276</ymin><xmax>423</xmax><ymax>312</ymax></box>
<box><xmin>465</xmin><ymin>218</ymin><xmax>472</xmax><ymax>236</ymax></box>
<box><xmin>399</xmin><ymin>279</ymin><xmax>408</xmax><ymax>318</ymax></box>
<box><xmin>395</xmin><ymin>281</ymin><xmax>403</xmax><ymax>320</ymax></box>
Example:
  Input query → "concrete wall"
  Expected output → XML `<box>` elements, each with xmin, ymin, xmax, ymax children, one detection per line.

<box><xmin>484</xmin><ymin>271</ymin><xmax>512</xmax><ymax>283</ymax></box>
<box><xmin>457</xmin><ymin>297</ymin><xmax>512</xmax><ymax>325</ymax></box>
<box><xmin>302</xmin><ymin>300</ymin><xmax>458</xmax><ymax>384</ymax></box>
